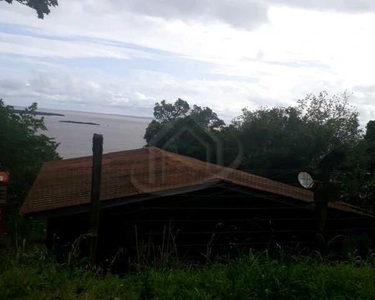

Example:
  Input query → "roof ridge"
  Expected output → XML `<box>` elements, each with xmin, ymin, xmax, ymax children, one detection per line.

<box><xmin>154</xmin><ymin>147</ymin><xmax>312</xmax><ymax>195</ymax></box>
<box><xmin>156</xmin><ymin>148</ymin><xmax>216</xmax><ymax>179</ymax></box>
<box><xmin>152</xmin><ymin>148</ymin><xmax>314</xmax><ymax>203</ymax></box>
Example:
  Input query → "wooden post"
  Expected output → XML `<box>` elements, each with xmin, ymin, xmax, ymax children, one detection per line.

<box><xmin>314</xmin><ymin>182</ymin><xmax>328</xmax><ymax>252</ymax></box>
<box><xmin>90</xmin><ymin>133</ymin><xmax>103</xmax><ymax>267</ymax></box>
<box><xmin>314</xmin><ymin>148</ymin><xmax>345</xmax><ymax>253</ymax></box>
<box><xmin>314</xmin><ymin>168</ymin><xmax>332</xmax><ymax>253</ymax></box>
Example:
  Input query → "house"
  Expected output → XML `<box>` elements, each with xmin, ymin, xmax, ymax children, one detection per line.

<box><xmin>21</xmin><ymin>147</ymin><xmax>374</xmax><ymax>263</ymax></box>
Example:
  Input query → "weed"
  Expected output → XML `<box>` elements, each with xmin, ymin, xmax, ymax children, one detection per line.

<box><xmin>1</xmin><ymin>246</ymin><xmax>375</xmax><ymax>299</ymax></box>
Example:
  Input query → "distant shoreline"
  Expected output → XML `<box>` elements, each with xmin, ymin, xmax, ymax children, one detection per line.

<box><xmin>11</xmin><ymin>109</ymin><xmax>65</xmax><ymax>117</ymax></box>
<box><xmin>41</xmin><ymin>108</ymin><xmax>153</xmax><ymax>120</ymax></box>
<box><xmin>59</xmin><ymin>120</ymin><xmax>100</xmax><ymax>126</ymax></box>
<box><xmin>12</xmin><ymin>106</ymin><xmax>153</xmax><ymax>120</ymax></box>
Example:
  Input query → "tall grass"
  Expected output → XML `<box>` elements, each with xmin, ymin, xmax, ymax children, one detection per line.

<box><xmin>1</xmin><ymin>246</ymin><xmax>375</xmax><ymax>300</ymax></box>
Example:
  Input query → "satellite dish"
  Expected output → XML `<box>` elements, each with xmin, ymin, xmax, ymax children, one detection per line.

<box><xmin>298</xmin><ymin>172</ymin><xmax>314</xmax><ymax>189</ymax></box>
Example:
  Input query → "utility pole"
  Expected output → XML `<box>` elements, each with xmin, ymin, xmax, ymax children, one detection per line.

<box><xmin>90</xmin><ymin>133</ymin><xmax>103</xmax><ymax>267</ymax></box>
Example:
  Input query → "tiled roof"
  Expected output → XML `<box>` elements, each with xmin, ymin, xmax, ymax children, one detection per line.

<box><xmin>20</xmin><ymin>147</ymin><xmax>371</xmax><ymax>217</ymax></box>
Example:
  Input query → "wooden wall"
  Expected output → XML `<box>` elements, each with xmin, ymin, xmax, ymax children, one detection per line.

<box><xmin>46</xmin><ymin>184</ymin><xmax>374</xmax><ymax>267</ymax></box>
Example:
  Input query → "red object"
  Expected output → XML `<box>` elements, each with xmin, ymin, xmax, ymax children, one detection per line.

<box><xmin>0</xmin><ymin>172</ymin><xmax>9</xmax><ymax>184</ymax></box>
<box><xmin>0</xmin><ymin>204</ymin><xmax>5</xmax><ymax>235</ymax></box>
<box><xmin>0</xmin><ymin>171</ymin><xmax>9</xmax><ymax>235</ymax></box>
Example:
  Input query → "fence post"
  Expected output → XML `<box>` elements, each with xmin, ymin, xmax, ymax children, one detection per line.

<box><xmin>90</xmin><ymin>133</ymin><xmax>103</xmax><ymax>267</ymax></box>
<box><xmin>314</xmin><ymin>182</ymin><xmax>328</xmax><ymax>252</ymax></box>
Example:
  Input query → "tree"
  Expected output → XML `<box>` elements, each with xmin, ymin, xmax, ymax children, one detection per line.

<box><xmin>235</xmin><ymin>106</ymin><xmax>307</xmax><ymax>179</ymax></box>
<box><xmin>2</xmin><ymin>0</ymin><xmax>58</xmax><ymax>19</ymax></box>
<box><xmin>144</xmin><ymin>99</ymin><xmax>227</xmax><ymax>164</ymax></box>
<box><xmin>0</xmin><ymin>100</ymin><xmax>60</xmax><ymax>211</ymax></box>
<box><xmin>297</xmin><ymin>91</ymin><xmax>361</xmax><ymax>153</ymax></box>
<box><xmin>334</xmin><ymin>121</ymin><xmax>375</xmax><ymax>207</ymax></box>
<box><xmin>154</xmin><ymin>99</ymin><xmax>190</xmax><ymax>123</ymax></box>
<box><xmin>190</xmin><ymin>105</ymin><xmax>225</xmax><ymax>130</ymax></box>
<box><xmin>365</xmin><ymin>121</ymin><xmax>375</xmax><ymax>172</ymax></box>
<box><xmin>365</xmin><ymin>121</ymin><xmax>375</xmax><ymax>139</ymax></box>
<box><xmin>145</xmin><ymin>99</ymin><xmax>226</xmax><ymax>145</ymax></box>
<box><xmin>143</xmin><ymin>120</ymin><xmax>164</xmax><ymax>145</ymax></box>
<box><xmin>234</xmin><ymin>91</ymin><xmax>361</xmax><ymax>183</ymax></box>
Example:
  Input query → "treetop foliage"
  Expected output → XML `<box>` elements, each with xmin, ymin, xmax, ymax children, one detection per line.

<box><xmin>152</xmin><ymin>98</ymin><xmax>225</xmax><ymax>130</ymax></box>
<box><xmin>145</xmin><ymin>98</ymin><xmax>227</xmax><ymax>165</ymax></box>
<box><xmin>154</xmin><ymin>99</ymin><xmax>190</xmax><ymax>122</ymax></box>
<box><xmin>3</xmin><ymin>0</ymin><xmax>57</xmax><ymax>19</ymax></box>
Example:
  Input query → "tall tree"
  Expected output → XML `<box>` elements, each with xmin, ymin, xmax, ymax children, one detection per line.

<box><xmin>334</xmin><ymin>121</ymin><xmax>375</xmax><ymax>207</ymax></box>
<box><xmin>365</xmin><ymin>121</ymin><xmax>375</xmax><ymax>142</ymax></box>
<box><xmin>2</xmin><ymin>0</ymin><xmax>57</xmax><ymax>19</ymax></box>
<box><xmin>297</xmin><ymin>91</ymin><xmax>360</xmax><ymax>152</ymax></box>
<box><xmin>190</xmin><ymin>105</ymin><xmax>225</xmax><ymax>130</ymax></box>
<box><xmin>0</xmin><ymin>100</ymin><xmax>60</xmax><ymax>210</ymax></box>
<box><xmin>153</xmin><ymin>99</ymin><xmax>190</xmax><ymax>123</ymax></box>
<box><xmin>234</xmin><ymin>91</ymin><xmax>361</xmax><ymax>183</ymax></box>
<box><xmin>144</xmin><ymin>99</ymin><xmax>227</xmax><ymax>164</ymax></box>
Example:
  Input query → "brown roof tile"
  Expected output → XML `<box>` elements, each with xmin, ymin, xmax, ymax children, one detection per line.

<box><xmin>20</xmin><ymin>147</ymin><xmax>370</xmax><ymax>217</ymax></box>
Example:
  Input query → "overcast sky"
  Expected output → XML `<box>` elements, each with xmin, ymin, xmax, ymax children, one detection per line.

<box><xmin>1</xmin><ymin>0</ymin><xmax>375</xmax><ymax>124</ymax></box>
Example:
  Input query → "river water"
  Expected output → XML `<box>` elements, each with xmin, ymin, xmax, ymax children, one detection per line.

<box><xmin>40</xmin><ymin>109</ymin><xmax>151</xmax><ymax>159</ymax></box>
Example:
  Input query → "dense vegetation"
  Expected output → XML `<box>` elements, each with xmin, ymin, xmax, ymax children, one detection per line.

<box><xmin>145</xmin><ymin>91</ymin><xmax>375</xmax><ymax>208</ymax></box>
<box><xmin>0</xmin><ymin>100</ymin><xmax>60</xmax><ymax>233</ymax></box>
<box><xmin>1</xmin><ymin>249</ymin><xmax>375</xmax><ymax>300</ymax></box>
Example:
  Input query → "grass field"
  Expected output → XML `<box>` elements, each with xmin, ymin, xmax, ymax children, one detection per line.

<box><xmin>1</xmin><ymin>247</ymin><xmax>375</xmax><ymax>300</ymax></box>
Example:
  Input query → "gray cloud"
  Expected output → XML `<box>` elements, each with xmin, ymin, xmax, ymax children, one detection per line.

<box><xmin>92</xmin><ymin>0</ymin><xmax>375</xmax><ymax>31</ymax></box>
<box><xmin>4</xmin><ymin>0</ymin><xmax>375</xmax><ymax>33</ymax></box>
<box><xmin>107</xmin><ymin>0</ymin><xmax>269</xmax><ymax>29</ymax></box>
<box><xmin>267</xmin><ymin>0</ymin><xmax>375</xmax><ymax>13</ymax></box>
<box><xmin>354</xmin><ymin>85</ymin><xmax>375</xmax><ymax>94</ymax></box>
<box><xmin>345</xmin><ymin>85</ymin><xmax>375</xmax><ymax>126</ymax></box>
